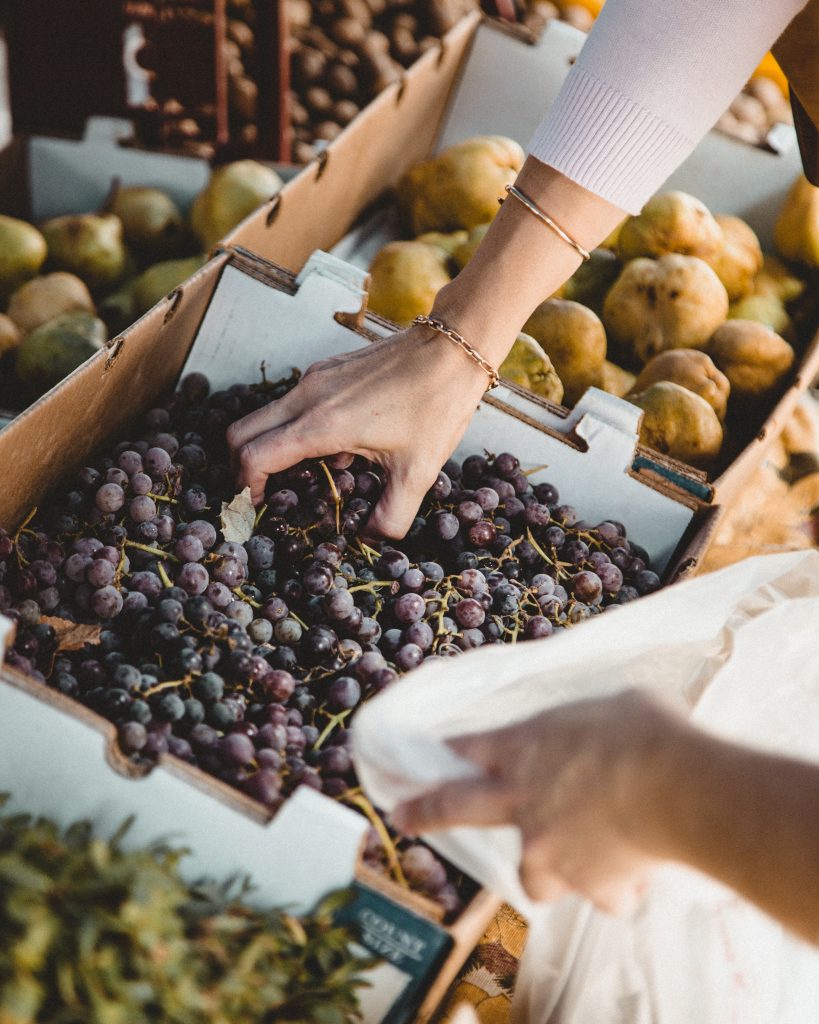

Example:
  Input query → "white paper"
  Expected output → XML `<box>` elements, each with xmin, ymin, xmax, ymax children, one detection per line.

<box><xmin>353</xmin><ymin>549</ymin><xmax>819</xmax><ymax>1022</ymax></box>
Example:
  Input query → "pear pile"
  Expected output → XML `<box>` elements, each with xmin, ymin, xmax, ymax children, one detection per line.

<box><xmin>369</xmin><ymin>135</ymin><xmax>815</xmax><ymax>473</ymax></box>
<box><xmin>0</xmin><ymin>160</ymin><xmax>282</xmax><ymax>411</ymax></box>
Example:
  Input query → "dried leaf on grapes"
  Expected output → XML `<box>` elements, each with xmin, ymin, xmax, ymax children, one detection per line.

<box><xmin>40</xmin><ymin>616</ymin><xmax>103</xmax><ymax>651</ymax></box>
<box><xmin>220</xmin><ymin>486</ymin><xmax>256</xmax><ymax>543</ymax></box>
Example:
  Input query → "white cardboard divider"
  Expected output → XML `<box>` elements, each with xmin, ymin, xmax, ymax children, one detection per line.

<box><xmin>183</xmin><ymin>250</ymin><xmax>694</xmax><ymax>571</ymax></box>
<box><xmin>0</xmin><ymin>675</ymin><xmax>367</xmax><ymax>913</ymax></box>
<box><xmin>29</xmin><ymin>118</ymin><xmax>212</xmax><ymax>218</ymax></box>
<box><xmin>26</xmin><ymin>116</ymin><xmax>300</xmax><ymax>220</ymax></box>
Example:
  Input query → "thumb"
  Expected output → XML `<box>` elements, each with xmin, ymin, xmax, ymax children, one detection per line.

<box><xmin>364</xmin><ymin>475</ymin><xmax>426</xmax><ymax>541</ymax></box>
<box><xmin>236</xmin><ymin>418</ymin><xmax>332</xmax><ymax>504</ymax></box>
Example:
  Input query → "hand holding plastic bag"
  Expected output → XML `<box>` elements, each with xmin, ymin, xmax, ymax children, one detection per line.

<box><xmin>353</xmin><ymin>550</ymin><xmax>819</xmax><ymax>1023</ymax></box>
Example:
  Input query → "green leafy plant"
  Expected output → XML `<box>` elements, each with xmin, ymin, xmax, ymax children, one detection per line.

<box><xmin>0</xmin><ymin>797</ymin><xmax>372</xmax><ymax>1024</ymax></box>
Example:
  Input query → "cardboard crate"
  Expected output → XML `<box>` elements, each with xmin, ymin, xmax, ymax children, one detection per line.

<box><xmin>0</xmin><ymin>243</ymin><xmax>717</xmax><ymax>1021</ymax></box>
<box><xmin>223</xmin><ymin>13</ymin><xmax>819</xmax><ymax>518</ymax></box>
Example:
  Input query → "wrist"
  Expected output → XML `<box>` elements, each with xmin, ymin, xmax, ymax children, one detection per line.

<box><xmin>614</xmin><ymin>703</ymin><xmax>706</xmax><ymax>861</ymax></box>
<box><xmin>430</xmin><ymin>282</ymin><xmax>520</xmax><ymax>368</ymax></box>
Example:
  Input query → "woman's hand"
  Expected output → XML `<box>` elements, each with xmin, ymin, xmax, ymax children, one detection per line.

<box><xmin>391</xmin><ymin>690</ymin><xmax>689</xmax><ymax>912</ymax></box>
<box><xmin>226</xmin><ymin>320</ymin><xmax>492</xmax><ymax>539</ymax></box>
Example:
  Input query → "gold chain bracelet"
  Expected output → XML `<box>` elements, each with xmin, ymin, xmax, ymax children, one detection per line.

<box><xmin>413</xmin><ymin>314</ymin><xmax>500</xmax><ymax>391</ymax></box>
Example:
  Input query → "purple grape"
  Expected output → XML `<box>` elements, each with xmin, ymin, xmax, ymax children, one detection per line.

<box><xmin>377</xmin><ymin>548</ymin><xmax>410</xmax><ymax>580</ymax></box>
<box><xmin>86</xmin><ymin>559</ymin><xmax>116</xmax><ymax>588</ymax></box>
<box><xmin>393</xmin><ymin>592</ymin><xmax>425</xmax><ymax>625</ymax></box>
<box><xmin>324</xmin><ymin>587</ymin><xmax>355</xmax><ymax>621</ymax></box>
<box><xmin>274</xmin><ymin>618</ymin><xmax>302</xmax><ymax>644</ymax></box>
<box><xmin>524</xmin><ymin>615</ymin><xmax>553</xmax><ymax>639</ymax></box>
<box><xmin>213</xmin><ymin>557</ymin><xmax>245</xmax><ymax>587</ymax></box>
<box><xmin>395</xmin><ymin>643</ymin><xmax>424</xmax><ymax>671</ymax></box>
<box><xmin>468</xmin><ymin>521</ymin><xmax>496</xmax><ymax>547</ymax></box>
<box><xmin>400</xmin><ymin>567</ymin><xmax>425</xmax><ymax>592</ymax></box>
<box><xmin>105</xmin><ymin>467</ymin><xmax>129</xmax><ymax>488</ymax></box>
<box><xmin>431</xmin><ymin>511</ymin><xmax>459</xmax><ymax>541</ymax></box>
<box><xmin>404</xmin><ymin>620</ymin><xmax>434</xmax><ymax>650</ymax></box>
<box><xmin>186</xmin><ymin>520</ymin><xmax>217</xmax><ymax>549</ymax></box>
<box><xmin>178</xmin><ymin>562</ymin><xmax>209</xmax><ymax>595</ymax></box>
<box><xmin>454</xmin><ymin>597</ymin><xmax>485</xmax><ymax>628</ymax></box>
<box><xmin>144</xmin><ymin>446</ymin><xmax>172</xmax><ymax>478</ymax></box>
<box><xmin>118</xmin><ymin>450</ymin><xmax>143</xmax><ymax>475</ymax></box>
<box><xmin>243</xmin><ymin>769</ymin><xmax>282</xmax><ymax>808</ymax></box>
<box><xmin>634</xmin><ymin>569</ymin><xmax>661</xmax><ymax>595</ymax></box>
<box><xmin>598</xmin><ymin>562</ymin><xmax>624</xmax><ymax>593</ymax></box>
<box><xmin>328</xmin><ymin>675</ymin><xmax>361</xmax><ymax>710</ymax></box>
<box><xmin>131</xmin><ymin>472</ymin><xmax>152</xmax><ymax>495</ymax></box>
<box><xmin>219</xmin><ymin>732</ymin><xmax>256</xmax><ymax>766</ymax></box>
<box><xmin>129</xmin><ymin>495</ymin><xmax>157</xmax><ymax>523</ymax></box>
<box><xmin>91</xmin><ymin>585</ymin><xmax>123</xmax><ymax>618</ymax></box>
<box><xmin>174</xmin><ymin>535</ymin><xmax>205</xmax><ymax>563</ymax></box>
<box><xmin>226</xmin><ymin>599</ymin><xmax>253</xmax><ymax>627</ymax></box>
<box><xmin>457</xmin><ymin>628</ymin><xmax>485</xmax><ymax>650</ymax></box>
<box><xmin>95</xmin><ymin>483</ymin><xmax>125</xmax><ymax>513</ymax></box>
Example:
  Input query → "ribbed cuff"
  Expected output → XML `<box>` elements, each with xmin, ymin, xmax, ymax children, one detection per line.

<box><xmin>527</xmin><ymin>66</ymin><xmax>696</xmax><ymax>215</ymax></box>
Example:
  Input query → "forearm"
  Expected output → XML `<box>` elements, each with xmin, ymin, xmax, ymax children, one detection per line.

<box><xmin>431</xmin><ymin>156</ymin><xmax>626</xmax><ymax>366</ymax></box>
<box><xmin>650</xmin><ymin>728</ymin><xmax>819</xmax><ymax>945</ymax></box>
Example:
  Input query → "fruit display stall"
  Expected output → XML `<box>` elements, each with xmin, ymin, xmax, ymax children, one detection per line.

<box><xmin>0</xmin><ymin>6</ymin><xmax>819</xmax><ymax>1024</ymax></box>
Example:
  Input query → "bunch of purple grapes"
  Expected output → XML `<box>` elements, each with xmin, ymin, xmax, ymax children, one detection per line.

<box><xmin>0</xmin><ymin>370</ymin><xmax>660</xmax><ymax>919</ymax></box>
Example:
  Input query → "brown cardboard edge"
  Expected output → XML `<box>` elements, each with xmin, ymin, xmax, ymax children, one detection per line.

<box><xmin>415</xmin><ymin>889</ymin><xmax>503</xmax><ymax>1023</ymax></box>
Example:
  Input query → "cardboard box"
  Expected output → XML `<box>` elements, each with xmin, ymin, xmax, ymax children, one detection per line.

<box><xmin>0</xmin><ymin>244</ymin><xmax>716</xmax><ymax>1021</ymax></box>
<box><xmin>223</xmin><ymin>14</ymin><xmax>819</xmax><ymax>518</ymax></box>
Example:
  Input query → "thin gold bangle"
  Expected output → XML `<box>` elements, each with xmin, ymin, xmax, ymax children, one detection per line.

<box><xmin>503</xmin><ymin>184</ymin><xmax>591</xmax><ymax>262</ymax></box>
<box><xmin>413</xmin><ymin>314</ymin><xmax>500</xmax><ymax>391</ymax></box>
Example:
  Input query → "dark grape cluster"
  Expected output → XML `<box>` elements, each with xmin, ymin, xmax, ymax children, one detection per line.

<box><xmin>0</xmin><ymin>370</ymin><xmax>661</xmax><ymax>919</ymax></box>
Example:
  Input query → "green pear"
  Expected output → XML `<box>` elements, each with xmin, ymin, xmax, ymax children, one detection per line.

<box><xmin>132</xmin><ymin>255</ymin><xmax>207</xmax><ymax>316</ymax></box>
<box><xmin>42</xmin><ymin>213</ymin><xmax>127</xmax><ymax>291</ymax></box>
<box><xmin>0</xmin><ymin>215</ymin><xmax>47</xmax><ymax>298</ymax></box>
<box><xmin>16</xmin><ymin>311</ymin><xmax>107</xmax><ymax>394</ymax></box>
<box><xmin>109</xmin><ymin>186</ymin><xmax>186</xmax><ymax>255</ymax></box>
<box><xmin>190</xmin><ymin>160</ymin><xmax>283</xmax><ymax>249</ymax></box>
<box><xmin>7</xmin><ymin>272</ymin><xmax>94</xmax><ymax>334</ymax></box>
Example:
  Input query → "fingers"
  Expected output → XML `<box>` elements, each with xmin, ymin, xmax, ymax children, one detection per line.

<box><xmin>235</xmin><ymin>419</ymin><xmax>334</xmax><ymax>504</ymax></box>
<box><xmin>519</xmin><ymin>833</ymin><xmax>571</xmax><ymax>902</ymax></box>
<box><xmin>364</xmin><ymin>467</ymin><xmax>437</xmax><ymax>541</ymax></box>
<box><xmin>391</xmin><ymin>778</ymin><xmax>518</xmax><ymax>835</ymax></box>
<box><xmin>226</xmin><ymin>387</ymin><xmax>304</xmax><ymax>458</ymax></box>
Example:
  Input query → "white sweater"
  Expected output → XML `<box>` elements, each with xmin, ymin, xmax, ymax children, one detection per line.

<box><xmin>528</xmin><ymin>0</ymin><xmax>809</xmax><ymax>213</ymax></box>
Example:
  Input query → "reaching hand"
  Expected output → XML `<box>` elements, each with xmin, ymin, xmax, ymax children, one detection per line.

<box><xmin>226</xmin><ymin>321</ymin><xmax>490</xmax><ymax>539</ymax></box>
<box><xmin>391</xmin><ymin>690</ymin><xmax>687</xmax><ymax>912</ymax></box>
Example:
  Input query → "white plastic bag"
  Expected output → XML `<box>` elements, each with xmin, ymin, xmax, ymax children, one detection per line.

<box><xmin>353</xmin><ymin>550</ymin><xmax>819</xmax><ymax>1022</ymax></box>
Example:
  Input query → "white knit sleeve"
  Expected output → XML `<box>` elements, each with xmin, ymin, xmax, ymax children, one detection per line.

<box><xmin>528</xmin><ymin>0</ymin><xmax>809</xmax><ymax>213</ymax></box>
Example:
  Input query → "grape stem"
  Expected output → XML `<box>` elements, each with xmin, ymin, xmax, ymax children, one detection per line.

<box><xmin>12</xmin><ymin>506</ymin><xmax>38</xmax><ymax>566</ymax></box>
<box><xmin>344</xmin><ymin>792</ymin><xmax>409</xmax><ymax>889</ymax></box>
<box><xmin>142</xmin><ymin>676</ymin><xmax>190</xmax><ymax>697</ymax></box>
<box><xmin>124</xmin><ymin>541</ymin><xmax>179</xmax><ymax>562</ymax></box>
<box><xmin>312</xmin><ymin>708</ymin><xmax>352</xmax><ymax>750</ymax></box>
<box><xmin>232</xmin><ymin>587</ymin><xmax>262</xmax><ymax>609</ymax></box>
<box><xmin>253</xmin><ymin>503</ymin><xmax>268</xmax><ymax>530</ymax></box>
<box><xmin>354</xmin><ymin>539</ymin><xmax>380</xmax><ymax>565</ymax></box>
<box><xmin>523</xmin><ymin>463</ymin><xmax>550</xmax><ymax>476</ymax></box>
<box><xmin>157</xmin><ymin>562</ymin><xmax>174</xmax><ymax>589</ymax></box>
<box><xmin>318</xmin><ymin>460</ymin><xmax>342</xmax><ymax>535</ymax></box>
<box><xmin>347</xmin><ymin>580</ymin><xmax>398</xmax><ymax>594</ymax></box>
<box><xmin>148</xmin><ymin>492</ymin><xmax>178</xmax><ymax>504</ymax></box>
